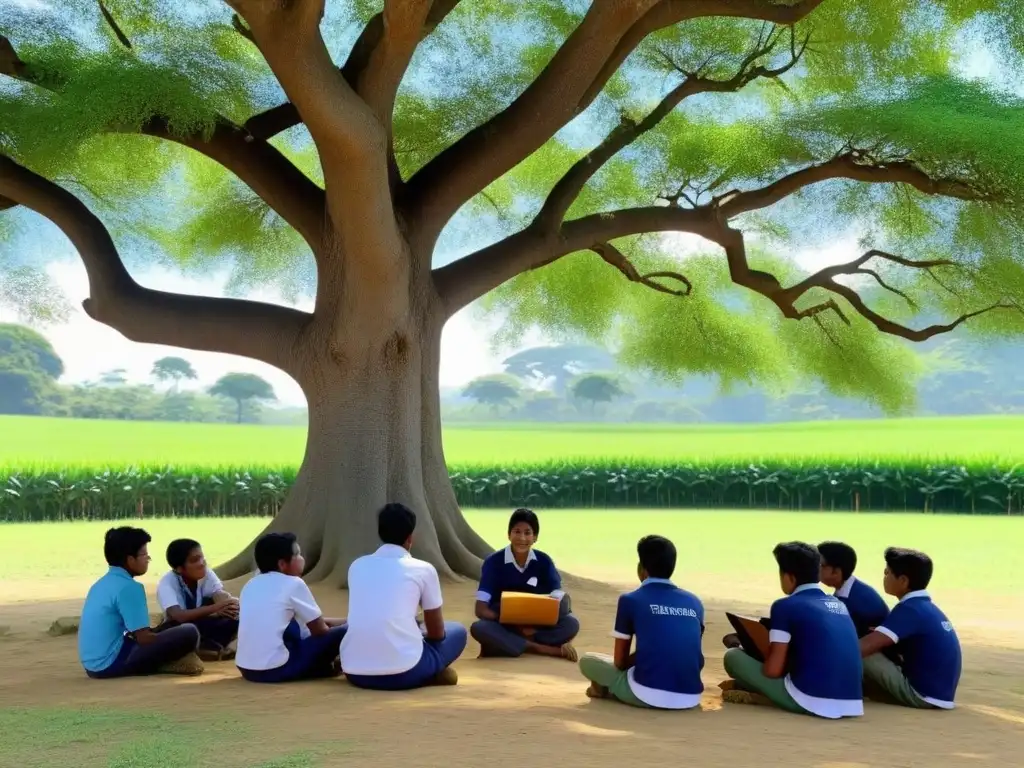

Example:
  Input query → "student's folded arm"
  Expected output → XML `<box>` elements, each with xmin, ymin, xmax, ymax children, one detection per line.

<box><xmin>165</xmin><ymin>603</ymin><xmax>222</xmax><ymax>624</ymax></box>
<box><xmin>117</xmin><ymin>581</ymin><xmax>153</xmax><ymax>641</ymax></box>
<box><xmin>860</xmin><ymin>627</ymin><xmax>897</xmax><ymax>658</ymax></box>
<box><xmin>475</xmin><ymin>557</ymin><xmax>500</xmax><ymax>618</ymax></box>
<box><xmin>474</xmin><ymin>600</ymin><xmax>498</xmax><ymax>621</ymax></box>
<box><xmin>611</xmin><ymin>593</ymin><xmax>635</xmax><ymax>669</ymax></box>
<box><xmin>613</xmin><ymin>638</ymin><xmax>634</xmax><ymax>671</ymax></box>
<box><xmin>763</xmin><ymin>641</ymin><xmax>789</xmax><ymax>678</ymax></box>
<box><xmin>421</xmin><ymin>566</ymin><xmax>447</xmax><ymax>641</ymax></box>
<box><xmin>764</xmin><ymin>601</ymin><xmax>791</xmax><ymax>678</ymax></box>
<box><xmin>291</xmin><ymin>580</ymin><xmax>330</xmax><ymax>636</ymax></box>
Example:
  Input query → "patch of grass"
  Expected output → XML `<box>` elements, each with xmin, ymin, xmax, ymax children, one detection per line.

<box><xmin>3</xmin><ymin>414</ymin><xmax>1024</xmax><ymax>468</ymax></box>
<box><xmin>0</xmin><ymin>707</ymin><xmax>348</xmax><ymax>768</ymax></box>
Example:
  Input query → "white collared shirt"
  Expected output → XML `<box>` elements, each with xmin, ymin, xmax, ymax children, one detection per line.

<box><xmin>340</xmin><ymin>544</ymin><xmax>444</xmax><ymax>676</ymax></box>
<box><xmin>236</xmin><ymin>571</ymin><xmax>323</xmax><ymax>671</ymax></box>
<box><xmin>156</xmin><ymin>569</ymin><xmax>224</xmax><ymax>616</ymax></box>
<box><xmin>835</xmin><ymin>575</ymin><xmax>857</xmax><ymax>599</ymax></box>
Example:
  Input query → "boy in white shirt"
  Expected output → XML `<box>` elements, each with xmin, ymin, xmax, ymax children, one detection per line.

<box><xmin>157</xmin><ymin>538</ymin><xmax>240</xmax><ymax>661</ymax></box>
<box><xmin>236</xmin><ymin>532</ymin><xmax>348</xmax><ymax>683</ymax></box>
<box><xmin>341</xmin><ymin>503</ymin><xmax>467</xmax><ymax>690</ymax></box>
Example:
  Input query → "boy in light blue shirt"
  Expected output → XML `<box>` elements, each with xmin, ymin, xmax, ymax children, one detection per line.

<box><xmin>79</xmin><ymin>526</ymin><xmax>203</xmax><ymax>678</ymax></box>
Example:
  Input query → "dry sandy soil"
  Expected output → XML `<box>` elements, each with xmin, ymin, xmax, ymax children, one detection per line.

<box><xmin>1</xmin><ymin>574</ymin><xmax>1022</xmax><ymax>768</ymax></box>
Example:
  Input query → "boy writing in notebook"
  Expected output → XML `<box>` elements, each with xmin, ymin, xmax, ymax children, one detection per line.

<box><xmin>859</xmin><ymin>547</ymin><xmax>962</xmax><ymax>709</ymax></box>
<box><xmin>157</xmin><ymin>538</ymin><xmax>239</xmax><ymax>661</ymax></box>
<box><xmin>235</xmin><ymin>532</ymin><xmax>348</xmax><ymax>683</ymax></box>
<box><xmin>579</xmin><ymin>535</ymin><xmax>705</xmax><ymax>709</ymax></box>
<box><xmin>722</xmin><ymin>541</ymin><xmax>864</xmax><ymax>719</ymax></box>
<box><xmin>818</xmin><ymin>541</ymin><xmax>890</xmax><ymax>637</ymax></box>
<box><xmin>79</xmin><ymin>526</ymin><xmax>203</xmax><ymax>678</ymax></box>
<box><xmin>470</xmin><ymin>508</ymin><xmax>579</xmax><ymax>661</ymax></box>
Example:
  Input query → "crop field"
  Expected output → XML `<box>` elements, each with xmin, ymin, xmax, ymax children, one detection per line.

<box><xmin>3</xmin><ymin>413</ymin><xmax>1024</xmax><ymax>468</ymax></box>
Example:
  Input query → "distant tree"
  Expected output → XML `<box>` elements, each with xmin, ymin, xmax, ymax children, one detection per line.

<box><xmin>0</xmin><ymin>323</ymin><xmax>63</xmax><ymax>378</ymax></box>
<box><xmin>502</xmin><ymin>345</ymin><xmax>614</xmax><ymax>394</ymax></box>
<box><xmin>151</xmin><ymin>356</ymin><xmax>198</xmax><ymax>393</ymax></box>
<box><xmin>519</xmin><ymin>390</ymin><xmax>564</xmax><ymax>421</ymax></box>
<box><xmin>570</xmin><ymin>373</ymin><xmax>627</xmax><ymax>413</ymax></box>
<box><xmin>209</xmin><ymin>373</ymin><xmax>276</xmax><ymax>424</ymax></box>
<box><xmin>97</xmin><ymin>368</ymin><xmax>128</xmax><ymax>387</ymax></box>
<box><xmin>462</xmin><ymin>375</ymin><xmax>520</xmax><ymax>413</ymax></box>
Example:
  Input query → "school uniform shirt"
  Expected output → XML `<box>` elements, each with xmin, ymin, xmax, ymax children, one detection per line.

<box><xmin>235</xmin><ymin>571</ymin><xmax>323</xmax><ymax>671</ymax></box>
<box><xmin>834</xmin><ymin>575</ymin><xmax>890</xmax><ymax>637</ymax></box>
<box><xmin>611</xmin><ymin>578</ymin><xmax>705</xmax><ymax>709</ymax></box>
<box><xmin>78</xmin><ymin>566</ymin><xmax>151</xmax><ymax>672</ymax></box>
<box><xmin>340</xmin><ymin>544</ymin><xmax>444</xmax><ymax>676</ymax></box>
<box><xmin>475</xmin><ymin>546</ymin><xmax>565</xmax><ymax>611</ymax></box>
<box><xmin>156</xmin><ymin>569</ymin><xmax>225</xmax><ymax>615</ymax></box>
<box><xmin>769</xmin><ymin>584</ymin><xmax>864</xmax><ymax>719</ymax></box>
<box><xmin>875</xmin><ymin>590</ymin><xmax>961</xmax><ymax>708</ymax></box>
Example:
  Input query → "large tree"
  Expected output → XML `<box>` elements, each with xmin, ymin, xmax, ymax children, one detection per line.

<box><xmin>2</xmin><ymin>1</ymin><xmax>1024</xmax><ymax>585</ymax></box>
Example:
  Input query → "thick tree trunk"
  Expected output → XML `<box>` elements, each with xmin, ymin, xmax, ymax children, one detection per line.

<box><xmin>215</xmin><ymin>309</ymin><xmax>492</xmax><ymax>587</ymax></box>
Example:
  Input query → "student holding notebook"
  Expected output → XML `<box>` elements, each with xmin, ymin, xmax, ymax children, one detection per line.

<box><xmin>722</xmin><ymin>541</ymin><xmax>864</xmax><ymax>719</ymax></box>
<box><xmin>578</xmin><ymin>535</ymin><xmax>705</xmax><ymax>709</ymax></box>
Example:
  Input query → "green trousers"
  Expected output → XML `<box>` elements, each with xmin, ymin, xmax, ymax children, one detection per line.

<box><xmin>722</xmin><ymin>648</ymin><xmax>807</xmax><ymax>715</ymax></box>
<box><xmin>578</xmin><ymin>653</ymin><xmax>649</xmax><ymax>708</ymax></box>
<box><xmin>862</xmin><ymin>653</ymin><xmax>934</xmax><ymax>708</ymax></box>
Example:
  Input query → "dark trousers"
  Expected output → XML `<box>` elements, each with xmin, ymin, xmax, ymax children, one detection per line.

<box><xmin>346</xmin><ymin>622</ymin><xmax>467</xmax><ymax>691</ymax></box>
<box><xmin>239</xmin><ymin>623</ymin><xmax>348</xmax><ymax>683</ymax></box>
<box><xmin>87</xmin><ymin>624</ymin><xmax>200</xmax><ymax>679</ymax></box>
<box><xmin>470</xmin><ymin>593</ymin><xmax>580</xmax><ymax>657</ymax></box>
<box><xmin>161</xmin><ymin>599</ymin><xmax>238</xmax><ymax>651</ymax></box>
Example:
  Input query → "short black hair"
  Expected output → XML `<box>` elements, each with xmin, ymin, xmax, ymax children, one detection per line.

<box><xmin>818</xmin><ymin>541</ymin><xmax>857</xmax><ymax>580</ymax></box>
<box><xmin>378</xmin><ymin>503</ymin><xmax>416</xmax><ymax>546</ymax></box>
<box><xmin>637</xmin><ymin>535</ymin><xmax>676</xmax><ymax>580</ymax></box>
<box><xmin>104</xmin><ymin>526</ymin><xmax>151</xmax><ymax>568</ymax></box>
<box><xmin>773</xmin><ymin>541</ymin><xmax>821</xmax><ymax>586</ymax></box>
<box><xmin>884</xmin><ymin>547</ymin><xmax>933</xmax><ymax>592</ymax></box>
<box><xmin>254</xmin><ymin>532</ymin><xmax>298</xmax><ymax>573</ymax></box>
<box><xmin>508</xmin><ymin>508</ymin><xmax>539</xmax><ymax>536</ymax></box>
<box><xmin>166</xmin><ymin>538</ymin><xmax>201</xmax><ymax>569</ymax></box>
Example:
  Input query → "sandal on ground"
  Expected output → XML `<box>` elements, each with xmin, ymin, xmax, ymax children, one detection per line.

<box><xmin>157</xmin><ymin>652</ymin><xmax>205</xmax><ymax>676</ymax></box>
<box><xmin>560</xmin><ymin>643</ymin><xmax>579</xmax><ymax>663</ymax></box>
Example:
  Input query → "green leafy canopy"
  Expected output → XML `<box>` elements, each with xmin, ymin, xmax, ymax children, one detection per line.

<box><xmin>4</xmin><ymin>0</ymin><xmax>1024</xmax><ymax>412</ymax></box>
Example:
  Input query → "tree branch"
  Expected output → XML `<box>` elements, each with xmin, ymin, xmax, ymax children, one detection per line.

<box><xmin>404</xmin><ymin>0</ymin><xmax>663</xmax><ymax>238</ymax></box>
<box><xmin>0</xmin><ymin>154</ymin><xmax>311</xmax><ymax>369</ymax></box>
<box><xmin>581</xmin><ymin>0</ymin><xmax>827</xmax><ymax>107</ymax></box>
<box><xmin>717</xmin><ymin>152</ymin><xmax>991</xmax><ymax>218</ymax></box>
<box><xmin>536</xmin><ymin>25</ymin><xmax>808</xmax><ymax>230</ymax></box>
<box><xmin>591</xmin><ymin>242</ymin><xmax>692</xmax><ymax>296</ymax></box>
<box><xmin>2</xmin><ymin>33</ymin><xmax>326</xmax><ymax>249</ymax></box>
<box><xmin>718</xmin><ymin>230</ymin><xmax>1016</xmax><ymax>341</ymax></box>
<box><xmin>243</xmin><ymin>0</ymin><xmax>463</xmax><ymax>141</ymax></box>
<box><xmin>98</xmin><ymin>0</ymin><xmax>133</xmax><ymax>49</ymax></box>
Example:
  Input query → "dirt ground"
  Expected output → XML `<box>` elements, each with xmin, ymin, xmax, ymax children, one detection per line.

<box><xmin>1</xmin><ymin>574</ymin><xmax>1022</xmax><ymax>768</ymax></box>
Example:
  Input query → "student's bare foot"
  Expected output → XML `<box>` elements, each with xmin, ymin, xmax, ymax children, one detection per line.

<box><xmin>718</xmin><ymin>679</ymin><xmax>737</xmax><ymax>691</ymax></box>
<box><xmin>585</xmin><ymin>682</ymin><xmax>610</xmax><ymax>699</ymax></box>
<box><xmin>431</xmin><ymin>667</ymin><xmax>458</xmax><ymax>686</ymax></box>
<box><xmin>560</xmin><ymin>643</ymin><xmax>579</xmax><ymax>663</ymax></box>
<box><xmin>158</xmin><ymin>652</ymin><xmax>204</xmax><ymax>676</ymax></box>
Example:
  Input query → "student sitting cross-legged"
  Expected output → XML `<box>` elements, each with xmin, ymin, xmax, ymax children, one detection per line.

<box><xmin>470</xmin><ymin>508</ymin><xmax>580</xmax><ymax>662</ymax></box>
<box><xmin>79</xmin><ymin>526</ymin><xmax>203</xmax><ymax>679</ymax></box>
<box><xmin>235</xmin><ymin>533</ymin><xmax>348</xmax><ymax>683</ymax></box>
<box><xmin>157</xmin><ymin>538</ymin><xmax>240</xmax><ymax>661</ymax></box>
<box><xmin>341</xmin><ymin>503</ymin><xmax>468</xmax><ymax>690</ymax></box>
<box><xmin>722</xmin><ymin>541</ymin><xmax>864</xmax><ymax>719</ymax></box>
<box><xmin>818</xmin><ymin>541</ymin><xmax>890</xmax><ymax>637</ymax></box>
<box><xmin>579</xmin><ymin>535</ymin><xmax>705</xmax><ymax>710</ymax></box>
<box><xmin>858</xmin><ymin>547</ymin><xmax>961</xmax><ymax>709</ymax></box>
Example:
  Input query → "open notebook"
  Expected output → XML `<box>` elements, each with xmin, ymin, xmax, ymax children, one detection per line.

<box><xmin>725</xmin><ymin>612</ymin><xmax>772</xmax><ymax>662</ymax></box>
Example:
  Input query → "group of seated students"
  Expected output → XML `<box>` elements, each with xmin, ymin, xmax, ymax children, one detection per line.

<box><xmin>78</xmin><ymin>506</ymin><xmax>962</xmax><ymax>718</ymax></box>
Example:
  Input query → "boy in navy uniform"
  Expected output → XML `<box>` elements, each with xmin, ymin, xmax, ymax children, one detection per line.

<box><xmin>579</xmin><ymin>535</ymin><xmax>705</xmax><ymax>709</ymax></box>
<box><xmin>859</xmin><ymin>547</ymin><xmax>962</xmax><ymax>709</ymax></box>
<box><xmin>79</xmin><ymin>527</ymin><xmax>203</xmax><ymax>678</ymax></box>
<box><xmin>470</xmin><ymin>508</ymin><xmax>580</xmax><ymax>661</ymax></box>
<box><xmin>723</xmin><ymin>541</ymin><xmax>864</xmax><ymax>719</ymax></box>
<box><xmin>818</xmin><ymin>541</ymin><xmax>890</xmax><ymax>636</ymax></box>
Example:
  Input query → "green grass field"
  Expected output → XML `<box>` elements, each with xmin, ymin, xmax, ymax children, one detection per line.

<box><xmin>6</xmin><ymin>511</ymin><xmax>1021</xmax><ymax>626</ymax></box>
<box><xmin>3</xmin><ymin>414</ymin><xmax>1024</xmax><ymax>468</ymax></box>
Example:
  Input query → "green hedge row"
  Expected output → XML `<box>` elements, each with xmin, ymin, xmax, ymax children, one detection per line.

<box><xmin>2</xmin><ymin>462</ymin><xmax>1023</xmax><ymax>521</ymax></box>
